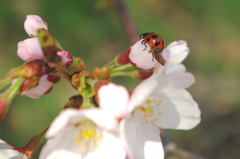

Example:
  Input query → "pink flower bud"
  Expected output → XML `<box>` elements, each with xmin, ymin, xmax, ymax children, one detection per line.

<box><xmin>17</xmin><ymin>37</ymin><xmax>44</xmax><ymax>61</ymax></box>
<box><xmin>57</xmin><ymin>51</ymin><xmax>73</xmax><ymax>68</ymax></box>
<box><xmin>24</xmin><ymin>75</ymin><xmax>53</xmax><ymax>99</ymax></box>
<box><xmin>0</xmin><ymin>95</ymin><xmax>8</xmax><ymax>122</ymax></box>
<box><xmin>161</xmin><ymin>40</ymin><xmax>189</xmax><ymax>65</ymax></box>
<box><xmin>24</xmin><ymin>15</ymin><xmax>48</xmax><ymax>37</ymax></box>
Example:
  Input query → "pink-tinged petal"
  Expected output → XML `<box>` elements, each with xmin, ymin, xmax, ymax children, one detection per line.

<box><xmin>120</xmin><ymin>116</ymin><xmax>164</xmax><ymax>159</ymax></box>
<box><xmin>17</xmin><ymin>37</ymin><xmax>44</xmax><ymax>61</ymax></box>
<box><xmin>24</xmin><ymin>75</ymin><xmax>53</xmax><ymax>99</ymax></box>
<box><xmin>129</xmin><ymin>40</ymin><xmax>158</xmax><ymax>69</ymax></box>
<box><xmin>162</xmin><ymin>40</ymin><xmax>189</xmax><ymax>64</ymax></box>
<box><xmin>98</xmin><ymin>83</ymin><xmax>130</xmax><ymax>118</ymax></box>
<box><xmin>149</xmin><ymin>88</ymin><xmax>201</xmax><ymax>130</ymax></box>
<box><xmin>57</xmin><ymin>51</ymin><xmax>73</xmax><ymax>68</ymax></box>
<box><xmin>24</xmin><ymin>15</ymin><xmax>48</xmax><ymax>37</ymax></box>
<box><xmin>40</xmin><ymin>126</ymin><xmax>83</xmax><ymax>159</ymax></box>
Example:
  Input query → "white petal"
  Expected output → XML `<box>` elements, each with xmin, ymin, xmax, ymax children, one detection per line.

<box><xmin>162</xmin><ymin>40</ymin><xmax>189</xmax><ymax>64</ymax></box>
<box><xmin>46</xmin><ymin>109</ymin><xmax>119</xmax><ymax>138</ymax></box>
<box><xmin>0</xmin><ymin>140</ymin><xmax>13</xmax><ymax>149</ymax></box>
<box><xmin>129</xmin><ymin>41</ymin><xmax>158</xmax><ymax>69</ymax></box>
<box><xmin>158</xmin><ymin>63</ymin><xmax>195</xmax><ymax>89</ymax></box>
<box><xmin>120</xmin><ymin>116</ymin><xmax>164</xmax><ymax>159</ymax></box>
<box><xmin>98</xmin><ymin>83</ymin><xmax>130</xmax><ymax>118</ymax></box>
<box><xmin>0</xmin><ymin>140</ymin><xmax>27</xmax><ymax>159</ymax></box>
<box><xmin>40</xmin><ymin>126</ymin><xmax>83</xmax><ymax>159</ymax></box>
<box><xmin>128</xmin><ymin>75</ymin><xmax>166</xmax><ymax>112</ymax></box>
<box><xmin>119</xmin><ymin>117</ymin><xmax>138</xmax><ymax>159</ymax></box>
<box><xmin>85</xmin><ymin>131</ymin><xmax>126</xmax><ymax>159</ymax></box>
<box><xmin>149</xmin><ymin>88</ymin><xmax>201</xmax><ymax>130</ymax></box>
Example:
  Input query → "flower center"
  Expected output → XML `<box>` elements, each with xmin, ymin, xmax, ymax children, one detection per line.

<box><xmin>73</xmin><ymin>119</ymin><xmax>103</xmax><ymax>153</ymax></box>
<box><xmin>137</xmin><ymin>98</ymin><xmax>162</xmax><ymax>124</ymax></box>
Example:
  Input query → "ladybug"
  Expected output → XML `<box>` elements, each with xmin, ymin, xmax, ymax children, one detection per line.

<box><xmin>139</xmin><ymin>32</ymin><xmax>166</xmax><ymax>65</ymax></box>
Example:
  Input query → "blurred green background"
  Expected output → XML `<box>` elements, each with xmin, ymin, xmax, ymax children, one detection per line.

<box><xmin>0</xmin><ymin>0</ymin><xmax>240</xmax><ymax>158</ymax></box>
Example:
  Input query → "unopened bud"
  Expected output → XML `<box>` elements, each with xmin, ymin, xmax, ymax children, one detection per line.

<box><xmin>64</xmin><ymin>95</ymin><xmax>83</xmax><ymax>109</ymax></box>
<box><xmin>19</xmin><ymin>59</ymin><xmax>52</xmax><ymax>79</ymax></box>
<box><xmin>19</xmin><ymin>78</ymin><xmax>39</xmax><ymax>95</ymax></box>
<box><xmin>57</xmin><ymin>51</ymin><xmax>73</xmax><ymax>68</ymax></box>
<box><xmin>69</xmin><ymin>57</ymin><xmax>86</xmax><ymax>74</ymax></box>
<box><xmin>98</xmin><ymin>67</ymin><xmax>110</xmax><ymax>80</ymax></box>
<box><xmin>115</xmin><ymin>49</ymin><xmax>131</xmax><ymax>65</ymax></box>
<box><xmin>0</xmin><ymin>94</ymin><xmax>8</xmax><ymax>122</ymax></box>
<box><xmin>24</xmin><ymin>15</ymin><xmax>48</xmax><ymax>37</ymax></box>
<box><xmin>6</xmin><ymin>66</ymin><xmax>21</xmax><ymax>79</ymax></box>
<box><xmin>132</xmin><ymin>69</ymin><xmax>153</xmax><ymax>80</ymax></box>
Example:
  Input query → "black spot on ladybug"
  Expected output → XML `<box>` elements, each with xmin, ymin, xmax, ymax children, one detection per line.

<box><xmin>155</xmin><ymin>41</ymin><xmax>160</xmax><ymax>46</ymax></box>
<box><xmin>147</xmin><ymin>38</ymin><xmax>150</xmax><ymax>42</ymax></box>
<box><xmin>151</xmin><ymin>35</ymin><xmax>158</xmax><ymax>39</ymax></box>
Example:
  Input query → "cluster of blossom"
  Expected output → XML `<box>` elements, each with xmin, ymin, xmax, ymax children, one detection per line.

<box><xmin>0</xmin><ymin>15</ymin><xmax>201</xmax><ymax>159</ymax></box>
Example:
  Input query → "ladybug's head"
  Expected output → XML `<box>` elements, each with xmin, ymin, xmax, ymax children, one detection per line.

<box><xmin>139</xmin><ymin>32</ymin><xmax>150</xmax><ymax>39</ymax></box>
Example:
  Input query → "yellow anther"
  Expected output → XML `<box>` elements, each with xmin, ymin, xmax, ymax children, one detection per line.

<box><xmin>151</xmin><ymin>118</ymin><xmax>157</xmax><ymax>122</ymax></box>
<box><xmin>158</xmin><ymin>112</ymin><xmax>162</xmax><ymax>115</ymax></box>
<box><xmin>81</xmin><ymin>147</ymin><xmax>86</xmax><ymax>153</ymax></box>
<box><xmin>153</xmin><ymin>99</ymin><xmax>156</xmax><ymax>102</ymax></box>
<box><xmin>158</xmin><ymin>100</ymin><xmax>162</xmax><ymax>103</ymax></box>
<box><xmin>90</xmin><ymin>147</ymin><xmax>95</xmax><ymax>152</ymax></box>
<box><xmin>149</xmin><ymin>114</ymin><xmax>152</xmax><ymax>117</ymax></box>
<box><xmin>91</xmin><ymin>140</ymin><xmax>95</xmax><ymax>145</ymax></box>
<box><xmin>145</xmin><ymin>120</ymin><xmax>149</xmax><ymax>124</ymax></box>
<box><xmin>95</xmin><ymin>135</ymin><xmax>101</xmax><ymax>141</ymax></box>
<box><xmin>88</xmin><ymin>130</ymin><xmax>95</xmax><ymax>136</ymax></box>
<box><xmin>146</xmin><ymin>99</ymin><xmax>152</xmax><ymax>104</ymax></box>
<box><xmin>157</xmin><ymin>103</ymin><xmax>160</xmax><ymax>106</ymax></box>
<box><xmin>143</xmin><ymin>113</ymin><xmax>148</xmax><ymax>118</ymax></box>
<box><xmin>81</xmin><ymin>129</ymin><xmax>95</xmax><ymax>140</ymax></box>
<box><xmin>75</xmin><ymin>137</ymin><xmax>81</xmax><ymax>142</ymax></box>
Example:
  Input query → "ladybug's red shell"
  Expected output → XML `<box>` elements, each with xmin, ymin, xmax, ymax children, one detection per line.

<box><xmin>139</xmin><ymin>32</ymin><xmax>166</xmax><ymax>65</ymax></box>
<box><xmin>143</xmin><ymin>33</ymin><xmax>165</xmax><ymax>50</ymax></box>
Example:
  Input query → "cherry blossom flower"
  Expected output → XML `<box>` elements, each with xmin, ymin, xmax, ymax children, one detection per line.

<box><xmin>98</xmin><ymin>63</ymin><xmax>201</xmax><ymax>159</ymax></box>
<box><xmin>39</xmin><ymin>108</ymin><xmax>126</xmax><ymax>159</ymax></box>
<box><xmin>128</xmin><ymin>40</ymin><xmax>189</xmax><ymax>70</ymax></box>
<box><xmin>0</xmin><ymin>140</ymin><xmax>27</xmax><ymax>159</ymax></box>
<box><xmin>24</xmin><ymin>15</ymin><xmax>48</xmax><ymax>37</ymax></box>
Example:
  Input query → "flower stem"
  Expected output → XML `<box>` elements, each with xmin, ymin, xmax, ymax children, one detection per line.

<box><xmin>110</xmin><ymin>63</ymin><xmax>137</xmax><ymax>72</ymax></box>
<box><xmin>0</xmin><ymin>78</ymin><xmax>12</xmax><ymax>90</ymax></box>
<box><xmin>6</xmin><ymin>77</ymin><xmax>25</xmax><ymax>102</ymax></box>
<box><xmin>104</xmin><ymin>60</ymin><xmax>117</xmax><ymax>69</ymax></box>
<box><xmin>109</xmin><ymin>71</ymin><xmax>132</xmax><ymax>77</ymax></box>
<box><xmin>81</xmin><ymin>88</ymin><xmax>94</xmax><ymax>109</ymax></box>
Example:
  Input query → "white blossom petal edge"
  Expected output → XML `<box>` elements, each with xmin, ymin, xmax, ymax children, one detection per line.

<box><xmin>40</xmin><ymin>108</ymin><xmax>126</xmax><ymax>159</ymax></box>
<box><xmin>0</xmin><ymin>140</ymin><xmax>27</xmax><ymax>159</ymax></box>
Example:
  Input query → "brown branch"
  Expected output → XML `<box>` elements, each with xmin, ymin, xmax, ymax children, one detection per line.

<box><xmin>113</xmin><ymin>0</ymin><xmax>139</xmax><ymax>44</ymax></box>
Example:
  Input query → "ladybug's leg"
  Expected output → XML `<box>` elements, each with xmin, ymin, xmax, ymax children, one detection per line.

<box><xmin>141</xmin><ymin>40</ymin><xmax>147</xmax><ymax>50</ymax></box>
